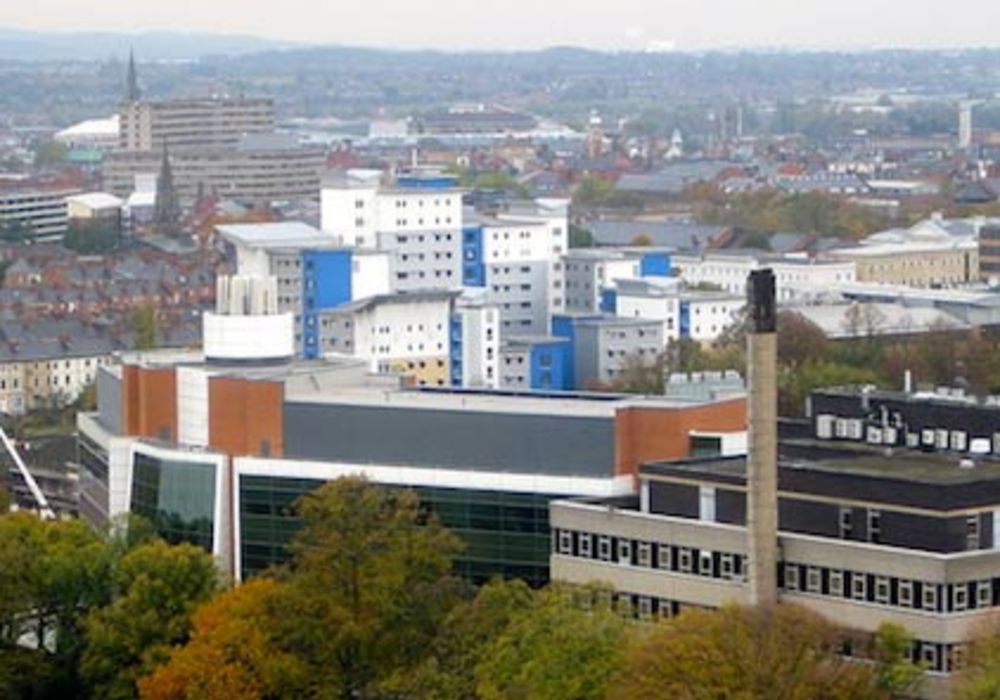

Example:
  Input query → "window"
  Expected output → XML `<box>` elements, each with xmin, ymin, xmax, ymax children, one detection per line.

<box><xmin>851</xmin><ymin>572</ymin><xmax>867</xmax><ymax>601</ymax></box>
<box><xmin>785</xmin><ymin>564</ymin><xmax>800</xmax><ymax>591</ymax></box>
<box><xmin>618</xmin><ymin>539</ymin><xmax>632</xmax><ymax>566</ymax></box>
<box><xmin>558</xmin><ymin>530</ymin><xmax>573</xmax><ymax>555</ymax></box>
<box><xmin>806</xmin><ymin>567</ymin><xmax>822</xmax><ymax>593</ymax></box>
<box><xmin>839</xmin><ymin>507</ymin><xmax>853</xmax><ymax>539</ymax></box>
<box><xmin>698</xmin><ymin>550</ymin><xmax>713</xmax><ymax>577</ymax></box>
<box><xmin>978</xmin><ymin>580</ymin><xmax>993</xmax><ymax>609</ymax></box>
<box><xmin>921</xmin><ymin>644</ymin><xmax>938</xmax><ymax>670</ymax></box>
<box><xmin>637</xmin><ymin>595</ymin><xmax>653</xmax><ymax>620</ymax></box>
<box><xmin>968</xmin><ymin>515</ymin><xmax>982</xmax><ymax>550</ymax></box>
<box><xmin>598</xmin><ymin>536</ymin><xmax>612</xmax><ymax>561</ymax></box>
<box><xmin>579</xmin><ymin>533</ymin><xmax>592</xmax><ymax>558</ymax></box>
<box><xmin>875</xmin><ymin>576</ymin><xmax>890</xmax><ymax>604</ymax></box>
<box><xmin>868</xmin><ymin>509</ymin><xmax>882</xmax><ymax>544</ymax></box>
<box><xmin>657</xmin><ymin>544</ymin><xmax>672</xmax><ymax>570</ymax></box>
<box><xmin>637</xmin><ymin>542</ymin><xmax>652</xmax><ymax>568</ymax></box>
<box><xmin>923</xmin><ymin>583</ymin><xmax>939</xmax><ymax>612</ymax></box>
<box><xmin>899</xmin><ymin>580</ymin><xmax>914</xmax><ymax>608</ymax></box>
<box><xmin>678</xmin><ymin>547</ymin><xmax>693</xmax><ymax>573</ymax></box>
<box><xmin>954</xmin><ymin>584</ymin><xmax>969</xmax><ymax>612</ymax></box>
<box><xmin>720</xmin><ymin>554</ymin><xmax>735</xmax><ymax>580</ymax></box>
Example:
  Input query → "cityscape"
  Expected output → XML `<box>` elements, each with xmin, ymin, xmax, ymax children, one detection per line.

<box><xmin>3</xmin><ymin>4</ymin><xmax>1000</xmax><ymax>699</ymax></box>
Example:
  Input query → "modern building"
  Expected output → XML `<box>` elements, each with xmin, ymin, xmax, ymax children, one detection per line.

<box><xmin>0</xmin><ymin>184</ymin><xmax>82</xmax><ymax>239</ymax></box>
<box><xmin>449</xmin><ymin>297</ymin><xmax>501</xmax><ymax>389</ymax></box>
<box><xmin>671</xmin><ymin>251</ymin><xmax>856</xmax><ymax>302</ymax></box>
<box><xmin>563</xmin><ymin>247</ymin><xmax>672</xmax><ymax>313</ymax></box>
<box><xmin>118</xmin><ymin>98</ymin><xmax>275</xmax><ymax>152</ymax></box>
<box><xmin>54</xmin><ymin>115</ymin><xmax>120</xmax><ymax>152</ymax></box>
<box><xmin>611</xmin><ymin>278</ymin><xmax>744</xmax><ymax>343</ymax></box>
<box><xmin>76</xmin><ymin>294</ymin><xmax>747</xmax><ymax>586</ymax></box>
<box><xmin>103</xmin><ymin>135</ymin><xmax>327</xmax><ymax>206</ymax></box>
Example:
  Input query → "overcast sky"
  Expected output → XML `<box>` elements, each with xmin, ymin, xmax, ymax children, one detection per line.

<box><xmin>1</xmin><ymin>0</ymin><xmax>997</xmax><ymax>52</ymax></box>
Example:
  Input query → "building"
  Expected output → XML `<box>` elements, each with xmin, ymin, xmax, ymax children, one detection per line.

<box><xmin>66</xmin><ymin>192</ymin><xmax>124</xmax><ymax>235</ymax></box>
<box><xmin>612</xmin><ymin>278</ymin><xmax>744</xmax><ymax>343</ymax></box>
<box><xmin>76</xmin><ymin>296</ymin><xmax>748</xmax><ymax>586</ymax></box>
<box><xmin>498</xmin><ymin>335</ymin><xmax>571</xmax><ymax>390</ymax></box>
<box><xmin>827</xmin><ymin>216</ymin><xmax>981</xmax><ymax>288</ymax></box>
<box><xmin>449</xmin><ymin>298</ymin><xmax>500</xmax><ymax>389</ymax></box>
<box><xmin>672</xmin><ymin>251</ymin><xmax>856</xmax><ymax>302</ymax></box>
<box><xmin>547</xmin><ymin>274</ymin><xmax>999</xmax><ymax>698</ymax></box>
<box><xmin>314</xmin><ymin>290</ymin><xmax>457</xmax><ymax>386</ymax></box>
<box><xmin>54</xmin><ymin>116</ymin><xmax>120</xmax><ymax>152</ymax></box>
<box><xmin>103</xmin><ymin>135</ymin><xmax>326</xmax><ymax>207</ymax></box>
<box><xmin>0</xmin><ymin>184</ymin><xmax>82</xmax><ymax>240</ymax></box>
<box><xmin>979</xmin><ymin>223</ymin><xmax>1000</xmax><ymax>284</ymax></box>
<box><xmin>563</xmin><ymin>248</ymin><xmax>672</xmax><ymax>313</ymax></box>
<box><xmin>118</xmin><ymin>98</ymin><xmax>275</xmax><ymax>152</ymax></box>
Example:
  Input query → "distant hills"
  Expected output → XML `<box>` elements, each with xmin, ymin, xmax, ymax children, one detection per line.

<box><xmin>0</xmin><ymin>28</ymin><xmax>304</xmax><ymax>61</ymax></box>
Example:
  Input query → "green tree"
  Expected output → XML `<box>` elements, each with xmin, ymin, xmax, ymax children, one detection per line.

<box><xmin>0</xmin><ymin>513</ymin><xmax>114</xmax><ymax>699</ymax></box>
<box><xmin>569</xmin><ymin>223</ymin><xmax>594</xmax><ymax>248</ymax></box>
<box><xmin>779</xmin><ymin>360</ymin><xmax>879</xmax><ymax>417</ymax></box>
<box><xmin>476</xmin><ymin>585</ymin><xmax>630</xmax><ymax>700</ymax></box>
<box><xmin>278</xmin><ymin>477</ymin><xmax>464</xmax><ymax>699</ymax></box>
<box><xmin>132</xmin><ymin>304</ymin><xmax>159</xmax><ymax>351</ymax></box>
<box><xmin>611</xmin><ymin>603</ymin><xmax>885</xmax><ymax>700</ymax></box>
<box><xmin>954</xmin><ymin>620</ymin><xmax>1000</xmax><ymax>700</ymax></box>
<box><xmin>382</xmin><ymin>578</ymin><xmax>534</xmax><ymax>699</ymax></box>
<box><xmin>873</xmin><ymin>622</ymin><xmax>924</xmax><ymax>696</ymax></box>
<box><xmin>81</xmin><ymin>540</ymin><xmax>218</xmax><ymax>700</ymax></box>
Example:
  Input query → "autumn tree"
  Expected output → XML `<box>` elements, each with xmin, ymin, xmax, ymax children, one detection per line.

<box><xmin>277</xmin><ymin>477</ymin><xmax>464</xmax><ymax>699</ymax></box>
<box><xmin>132</xmin><ymin>303</ymin><xmax>159</xmax><ymax>351</ymax></box>
<box><xmin>137</xmin><ymin>578</ymin><xmax>309</xmax><ymax>700</ymax></box>
<box><xmin>81</xmin><ymin>540</ymin><xmax>218</xmax><ymax>700</ymax></box>
<box><xmin>475</xmin><ymin>584</ymin><xmax>630</xmax><ymax>700</ymax></box>
<box><xmin>777</xmin><ymin>311</ymin><xmax>829</xmax><ymax>369</ymax></box>
<box><xmin>952</xmin><ymin>618</ymin><xmax>1000</xmax><ymax>699</ymax></box>
<box><xmin>610</xmin><ymin>604</ymin><xmax>885</xmax><ymax>700</ymax></box>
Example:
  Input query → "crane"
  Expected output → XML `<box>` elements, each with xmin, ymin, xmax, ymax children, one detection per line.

<box><xmin>0</xmin><ymin>425</ymin><xmax>55</xmax><ymax>520</ymax></box>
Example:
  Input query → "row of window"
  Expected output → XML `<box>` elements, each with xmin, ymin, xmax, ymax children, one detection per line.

<box><xmin>553</xmin><ymin>529</ymin><xmax>747</xmax><ymax>582</ymax></box>
<box><xmin>395</xmin><ymin>233</ymin><xmax>454</xmax><ymax>243</ymax></box>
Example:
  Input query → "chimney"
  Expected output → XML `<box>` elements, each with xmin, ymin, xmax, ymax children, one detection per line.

<box><xmin>746</xmin><ymin>269</ymin><xmax>778</xmax><ymax>607</ymax></box>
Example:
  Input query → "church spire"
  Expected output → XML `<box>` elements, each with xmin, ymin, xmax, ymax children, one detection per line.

<box><xmin>125</xmin><ymin>49</ymin><xmax>141</xmax><ymax>102</ymax></box>
<box><xmin>154</xmin><ymin>143</ymin><xmax>181</xmax><ymax>236</ymax></box>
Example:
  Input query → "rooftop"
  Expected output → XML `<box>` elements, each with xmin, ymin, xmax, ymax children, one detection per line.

<box><xmin>216</xmin><ymin>222</ymin><xmax>338</xmax><ymax>249</ymax></box>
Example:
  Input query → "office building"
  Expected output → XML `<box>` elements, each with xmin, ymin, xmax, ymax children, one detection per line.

<box><xmin>76</xmin><ymin>283</ymin><xmax>747</xmax><ymax>586</ymax></box>
<box><xmin>611</xmin><ymin>278</ymin><xmax>744</xmax><ymax>344</ymax></box>
<box><xmin>118</xmin><ymin>98</ymin><xmax>275</xmax><ymax>152</ymax></box>
<box><xmin>549</xmin><ymin>274</ymin><xmax>997</xmax><ymax>699</ymax></box>
<box><xmin>0</xmin><ymin>184</ymin><xmax>82</xmax><ymax>239</ymax></box>
<box><xmin>103</xmin><ymin>135</ymin><xmax>326</xmax><ymax>207</ymax></box>
<box><xmin>979</xmin><ymin>223</ymin><xmax>1000</xmax><ymax>284</ymax></box>
<box><xmin>449</xmin><ymin>298</ymin><xmax>501</xmax><ymax>389</ymax></box>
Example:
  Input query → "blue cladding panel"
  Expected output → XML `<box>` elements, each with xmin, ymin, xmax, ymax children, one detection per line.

<box><xmin>530</xmin><ymin>340</ymin><xmax>570</xmax><ymax>391</ymax></box>
<box><xmin>599</xmin><ymin>289</ymin><xmax>617</xmax><ymax>313</ymax></box>
<box><xmin>680</xmin><ymin>301</ymin><xmax>691</xmax><ymax>338</ymax></box>
<box><xmin>303</xmin><ymin>250</ymin><xmax>352</xmax><ymax>310</ymax></box>
<box><xmin>396</xmin><ymin>175</ymin><xmax>458</xmax><ymax>189</ymax></box>
<box><xmin>640</xmin><ymin>253</ymin><xmax>671</xmax><ymax>277</ymax></box>
<box><xmin>450</xmin><ymin>316</ymin><xmax>464</xmax><ymax>386</ymax></box>
<box><xmin>462</xmin><ymin>225</ymin><xmax>485</xmax><ymax>287</ymax></box>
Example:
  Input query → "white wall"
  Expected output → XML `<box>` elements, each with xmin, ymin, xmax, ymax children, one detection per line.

<box><xmin>353</xmin><ymin>298</ymin><xmax>452</xmax><ymax>367</ymax></box>
<box><xmin>176</xmin><ymin>367</ymin><xmax>209</xmax><ymax>448</ymax></box>
<box><xmin>203</xmin><ymin>312</ymin><xmax>295</xmax><ymax>361</ymax></box>
<box><xmin>321</xmin><ymin>186</ymin><xmax>378</xmax><ymax>247</ymax></box>
<box><xmin>351</xmin><ymin>252</ymin><xmax>392</xmax><ymax>299</ymax></box>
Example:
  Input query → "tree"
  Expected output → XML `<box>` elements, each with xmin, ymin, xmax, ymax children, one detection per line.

<box><xmin>779</xmin><ymin>360</ymin><xmax>879</xmax><ymax>417</ymax></box>
<box><xmin>137</xmin><ymin>578</ymin><xmax>309</xmax><ymax>700</ymax></box>
<box><xmin>381</xmin><ymin>578</ymin><xmax>534</xmax><ymax>699</ymax></box>
<box><xmin>873</xmin><ymin>622</ymin><xmax>924</xmax><ymax>696</ymax></box>
<box><xmin>475</xmin><ymin>584</ymin><xmax>630</xmax><ymax>700</ymax></box>
<box><xmin>954</xmin><ymin>618</ymin><xmax>1000</xmax><ymax>700</ymax></box>
<box><xmin>612</xmin><ymin>351</ymin><xmax>667</xmax><ymax>395</ymax></box>
<box><xmin>610</xmin><ymin>604</ymin><xmax>885</xmax><ymax>700</ymax></box>
<box><xmin>778</xmin><ymin>311</ymin><xmax>829</xmax><ymax>369</ymax></box>
<box><xmin>630</xmin><ymin>233</ymin><xmax>653</xmax><ymax>246</ymax></box>
<box><xmin>132</xmin><ymin>303</ymin><xmax>158</xmax><ymax>350</ymax></box>
<box><xmin>569</xmin><ymin>223</ymin><xmax>594</xmax><ymax>248</ymax></box>
<box><xmin>277</xmin><ymin>477</ymin><xmax>464</xmax><ymax>699</ymax></box>
<box><xmin>0</xmin><ymin>513</ymin><xmax>114</xmax><ymax>699</ymax></box>
<box><xmin>81</xmin><ymin>540</ymin><xmax>218</xmax><ymax>700</ymax></box>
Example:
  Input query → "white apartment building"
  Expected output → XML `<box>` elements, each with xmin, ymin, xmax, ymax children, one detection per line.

<box><xmin>671</xmin><ymin>252</ymin><xmax>856</xmax><ymax>302</ymax></box>
<box><xmin>614</xmin><ymin>278</ymin><xmax>744</xmax><ymax>343</ymax></box>
<box><xmin>321</xmin><ymin>171</ymin><xmax>464</xmax><ymax>292</ymax></box>
<box><xmin>450</xmin><ymin>298</ymin><xmax>501</xmax><ymax>389</ymax></box>
<box><xmin>563</xmin><ymin>248</ymin><xmax>672</xmax><ymax>312</ymax></box>
<box><xmin>320</xmin><ymin>291</ymin><xmax>458</xmax><ymax>386</ymax></box>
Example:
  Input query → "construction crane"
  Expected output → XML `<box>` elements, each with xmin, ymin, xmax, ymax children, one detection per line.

<box><xmin>0</xmin><ymin>425</ymin><xmax>55</xmax><ymax>520</ymax></box>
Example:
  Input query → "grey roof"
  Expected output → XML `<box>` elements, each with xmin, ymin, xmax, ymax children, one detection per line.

<box><xmin>587</xmin><ymin>220</ymin><xmax>727</xmax><ymax>249</ymax></box>
<box><xmin>616</xmin><ymin>162</ymin><xmax>733</xmax><ymax>195</ymax></box>
<box><xmin>216</xmin><ymin>222</ymin><xmax>338</xmax><ymax>249</ymax></box>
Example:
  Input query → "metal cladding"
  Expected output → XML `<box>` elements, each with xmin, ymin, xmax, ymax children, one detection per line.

<box><xmin>747</xmin><ymin>267</ymin><xmax>779</xmax><ymax>607</ymax></box>
<box><xmin>747</xmin><ymin>269</ymin><xmax>776</xmax><ymax>334</ymax></box>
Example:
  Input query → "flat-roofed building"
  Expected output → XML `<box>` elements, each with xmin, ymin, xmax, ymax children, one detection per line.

<box><xmin>76</xmin><ymin>305</ymin><xmax>747</xmax><ymax>585</ymax></box>
<box><xmin>118</xmin><ymin>97</ymin><xmax>275</xmax><ymax>151</ymax></box>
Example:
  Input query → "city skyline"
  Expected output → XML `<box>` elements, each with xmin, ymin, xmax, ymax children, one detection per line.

<box><xmin>1</xmin><ymin>0</ymin><xmax>999</xmax><ymax>53</ymax></box>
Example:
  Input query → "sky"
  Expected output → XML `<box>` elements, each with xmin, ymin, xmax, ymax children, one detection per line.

<box><xmin>1</xmin><ymin>0</ymin><xmax>998</xmax><ymax>52</ymax></box>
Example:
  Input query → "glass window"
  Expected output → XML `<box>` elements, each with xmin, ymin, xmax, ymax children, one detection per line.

<box><xmin>851</xmin><ymin>572</ymin><xmax>867</xmax><ymax>601</ymax></box>
<box><xmin>923</xmin><ymin>583</ymin><xmax>939</xmax><ymax>612</ymax></box>
<box><xmin>657</xmin><ymin>543</ymin><xmax>672</xmax><ymax>570</ymax></box>
<box><xmin>899</xmin><ymin>580</ymin><xmax>914</xmax><ymax>608</ymax></box>
<box><xmin>978</xmin><ymin>580</ymin><xmax>993</xmax><ymax>609</ymax></box>
<box><xmin>130</xmin><ymin>452</ymin><xmax>217</xmax><ymax>552</ymax></box>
